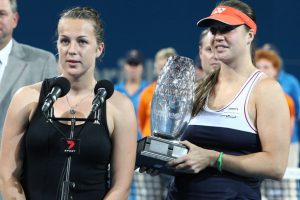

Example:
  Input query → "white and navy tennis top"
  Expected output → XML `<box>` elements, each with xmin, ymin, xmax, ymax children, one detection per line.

<box><xmin>167</xmin><ymin>70</ymin><xmax>264</xmax><ymax>199</ymax></box>
<box><xmin>182</xmin><ymin>70</ymin><xmax>263</xmax><ymax>156</ymax></box>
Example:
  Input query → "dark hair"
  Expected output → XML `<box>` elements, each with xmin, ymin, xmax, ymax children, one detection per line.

<box><xmin>192</xmin><ymin>68</ymin><xmax>220</xmax><ymax>116</ymax></box>
<box><xmin>58</xmin><ymin>7</ymin><xmax>104</xmax><ymax>44</ymax></box>
<box><xmin>219</xmin><ymin>0</ymin><xmax>256</xmax><ymax>21</ymax></box>
<box><xmin>192</xmin><ymin>0</ymin><xmax>256</xmax><ymax>116</ymax></box>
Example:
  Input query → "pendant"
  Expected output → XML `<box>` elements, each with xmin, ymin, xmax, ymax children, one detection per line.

<box><xmin>69</xmin><ymin>107</ymin><xmax>76</xmax><ymax>115</ymax></box>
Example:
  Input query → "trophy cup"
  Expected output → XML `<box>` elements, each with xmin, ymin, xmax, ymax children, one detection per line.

<box><xmin>136</xmin><ymin>55</ymin><xmax>195</xmax><ymax>175</ymax></box>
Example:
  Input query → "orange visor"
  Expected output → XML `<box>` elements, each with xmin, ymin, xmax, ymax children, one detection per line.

<box><xmin>197</xmin><ymin>6</ymin><xmax>257</xmax><ymax>34</ymax></box>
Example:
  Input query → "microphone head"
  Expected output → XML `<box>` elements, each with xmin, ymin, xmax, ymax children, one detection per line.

<box><xmin>94</xmin><ymin>80</ymin><xmax>114</xmax><ymax>99</ymax></box>
<box><xmin>51</xmin><ymin>77</ymin><xmax>71</xmax><ymax>97</ymax></box>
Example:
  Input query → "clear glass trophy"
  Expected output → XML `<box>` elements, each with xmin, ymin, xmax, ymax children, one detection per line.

<box><xmin>136</xmin><ymin>55</ymin><xmax>195</xmax><ymax>175</ymax></box>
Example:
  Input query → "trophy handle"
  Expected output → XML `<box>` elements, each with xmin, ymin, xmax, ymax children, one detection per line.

<box><xmin>136</xmin><ymin>136</ymin><xmax>189</xmax><ymax>175</ymax></box>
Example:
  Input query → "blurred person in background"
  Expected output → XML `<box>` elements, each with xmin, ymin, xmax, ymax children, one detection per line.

<box><xmin>194</xmin><ymin>28</ymin><xmax>221</xmax><ymax>80</ymax></box>
<box><xmin>115</xmin><ymin>49</ymin><xmax>148</xmax><ymax>140</ymax></box>
<box><xmin>197</xmin><ymin>28</ymin><xmax>220</xmax><ymax>77</ymax></box>
<box><xmin>114</xmin><ymin>49</ymin><xmax>148</xmax><ymax>200</ymax></box>
<box><xmin>262</xmin><ymin>44</ymin><xmax>300</xmax><ymax>165</ymax></box>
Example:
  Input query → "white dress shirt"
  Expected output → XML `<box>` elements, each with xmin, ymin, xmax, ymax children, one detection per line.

<box><xmin>0</xmin><ymin>39</ymin><xmax>13</xmax><ymax>84</ymax></box>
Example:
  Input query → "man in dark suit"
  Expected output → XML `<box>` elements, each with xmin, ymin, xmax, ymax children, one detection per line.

<box><xmin>0</xmin><ymin>0</ymin><xmax>57</xmax><ymax>144</ymax></box>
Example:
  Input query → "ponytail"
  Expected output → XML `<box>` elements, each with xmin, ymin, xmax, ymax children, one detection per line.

<box><xmin>192</xmin><ymin>68</ymin><xmax>220</xmax><ymax>116</ymax></box>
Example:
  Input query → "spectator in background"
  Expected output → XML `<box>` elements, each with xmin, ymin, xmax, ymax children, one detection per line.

<box><xmin>114</xmin><ymin>49</ymin><xmax>148</xmax><ymax>200</ymax></box>
<box><xmin>198</xmin><ymin>29</ymin><xmax>220</xmax><ymax>76</ymax></box>
<box><xmin>262</xmin><ymin>43</ymin><xmax>300</xmax><ymax>125</ymax></box>
<box><xmin>0</xmin><ymin>0</ymin><xmax>58</xmax><ymax>145</ymax></box>
<box><xmin>194</xmin><ymin>29</ymin><xmax>221</xmax><ymax>80</ymax></box>
<box><xmin>115</xmin><ymin>49</ymin><xmax>148</xmax><ymax>106</ymax></box>
<box><xmin>115</xmin><ymin>49</ymin><xmax>148</xmax><ymax>139</ymax></box>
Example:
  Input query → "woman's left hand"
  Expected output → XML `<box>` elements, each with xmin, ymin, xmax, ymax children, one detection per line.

<box><xmin>167</xmin><ymin>140</ymin><xmax>217</xmax><ymax>174</ymax></box>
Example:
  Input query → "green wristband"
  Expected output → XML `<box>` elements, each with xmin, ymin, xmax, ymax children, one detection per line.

<box><xmin>217</xmin><ymin>152</ymin><xmax>223</xmax><ymax>173</ymax></box>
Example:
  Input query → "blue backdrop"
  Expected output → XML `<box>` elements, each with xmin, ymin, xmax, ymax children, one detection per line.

<box><xmin>15</xmin><ymin>0</ymin><xmax>300</xmax><ymax>78</ymax></box>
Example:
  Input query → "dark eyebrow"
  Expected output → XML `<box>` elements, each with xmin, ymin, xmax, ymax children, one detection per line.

<box><xmin>58</xmin><ymin>35</ymin><xmax>89</xmax><ymax>41</ymax></box>
<box><xmin>77</xmin><ymin>36</ymin><xmax>88</xmax><ymax>39</ymax></box>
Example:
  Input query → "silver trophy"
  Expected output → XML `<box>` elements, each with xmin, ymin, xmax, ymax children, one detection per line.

<box><xmin>136</xmin><ymin>55</ymin><xmax>195</xmax><ymax>175</ymax></box>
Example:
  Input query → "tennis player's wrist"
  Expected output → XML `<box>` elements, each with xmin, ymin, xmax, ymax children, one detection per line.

<box><xmin>209</xmin><ymin>150</ymin><xmax>219</xmax><ymax>167</ymax></box>
<box><xmin>216</xmin><ymin>152</ymin><xmax>224</xmax><ymax>172</ymax></box>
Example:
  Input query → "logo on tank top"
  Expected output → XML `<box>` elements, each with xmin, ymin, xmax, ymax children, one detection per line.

<box><xmin>61</xmin><ymin>138</ymin><xmax>81</xmax><ymax>155</ymax></box>
<box><xmin>221</xmin><ymin>107</ymin><xmax>240</xmax><ymax>118</ymax></box>
<box><xmin>67</xmin><ymin>140</ymin><xmax>75</xmax><ymax>149</ymax></box>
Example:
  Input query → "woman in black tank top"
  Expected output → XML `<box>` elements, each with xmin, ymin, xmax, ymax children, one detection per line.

<box><xmin>0</xmin><ymin>7</ymin><xmax>137</xmax><ymax>200</ymax></box>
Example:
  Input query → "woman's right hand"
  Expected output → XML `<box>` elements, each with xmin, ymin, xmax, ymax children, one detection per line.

<box><xmin>167</xmin><ymin>140</ymin><xmax>218</xmax><ymax>174</ymax></box>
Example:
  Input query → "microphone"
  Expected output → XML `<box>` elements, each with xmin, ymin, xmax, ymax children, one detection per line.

<box><xmin>91</xmin><ymin>80</ymin><xmax>114</xmax><ymax>113</ymax></box>
<box><xmin>42</xmin><ymin>77</ymin><xmax>71</xmax><ymax>112</ymax></box>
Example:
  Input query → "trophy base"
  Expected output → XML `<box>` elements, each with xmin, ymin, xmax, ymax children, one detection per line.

<box><xmin>136</xmin><ymin>136</ymin><xmax>188</xmax><ymax>175</ymax></box>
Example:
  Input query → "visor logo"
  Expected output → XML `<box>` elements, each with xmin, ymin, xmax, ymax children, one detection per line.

<box><xmin>212</xmin><ymin>7</ymin><xmax>226</xmax><ymax>15</ymax></box>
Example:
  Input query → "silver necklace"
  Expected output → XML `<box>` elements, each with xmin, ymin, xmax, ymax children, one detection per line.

<box><xmin>65</xmin><ymin>92</ymin><xmax>93</xmax><ymax>116</ymax></box>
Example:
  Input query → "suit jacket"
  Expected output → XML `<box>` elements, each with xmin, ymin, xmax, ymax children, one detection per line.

<box><xmin>0</xmin><ymin>39</ymin><xmax>58</xmax><ymax>138</ymax></box>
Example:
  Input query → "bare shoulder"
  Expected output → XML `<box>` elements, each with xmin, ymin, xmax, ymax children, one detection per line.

<box><xmin>10</xmin><ymin>82</ymin><xmax>43</xmax><ymax>114</ymax></box>
<box><xmin>105</xmin><ymin>90</ymin><xmax>136</xmax><ymax>136</ymax></box>
<box><xmin>252</xmin><ymin>75</ymin><xmax>287</xmax><ymax>112</ymax></box>
<box><xmin>254</xmin><ymin>75</ymin><xmax>284</xmax><ymax>97</ymax></box>
<box><xmin>4</xmin><ymin>82</ymin><xmax>43</xmax><ymax>128</ymax></box>
<box><xmin>14</xmin><ymin>82</ymin><xmax>42</xmax><ymax>101</ymax></box>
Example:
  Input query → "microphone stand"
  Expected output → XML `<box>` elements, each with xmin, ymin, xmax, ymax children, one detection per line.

<box><xmin>60</xmin><ymin>114</ymin><xmax>76</xmax><ymax>200</ymax></box>
<box><xmin>43</xmin><ymin>108</ymin><xmax>101</xmax><ymax>200</ymax></box>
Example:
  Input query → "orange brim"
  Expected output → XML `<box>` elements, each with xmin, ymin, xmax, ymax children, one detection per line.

<box><xmin>197</xmin><ymin>14</ymin><xmax>245</xmax><ymax>27</ymax></box>
<box><xmin>196</xmin><ymin>6</ymin><xmax>257</xmax><ymax>34</ymax></box>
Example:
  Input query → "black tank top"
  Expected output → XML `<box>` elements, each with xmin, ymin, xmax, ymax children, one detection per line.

<box><xmin>20</xmin><ymin>78</ymin><xmax>112</xmax><ymax>200</ymax></box>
